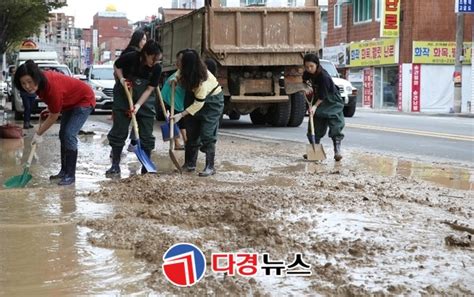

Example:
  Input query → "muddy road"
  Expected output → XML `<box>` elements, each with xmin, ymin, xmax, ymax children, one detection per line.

<box><xmin>0</xmin><ymin>116</ymin><xmax>473</xmax><ymax>295</ymax></box>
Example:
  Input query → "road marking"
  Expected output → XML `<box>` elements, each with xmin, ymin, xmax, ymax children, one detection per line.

<box><xmin>346</xmin><ymin>123</ymin><xmax>474</xmax><ymax>142</ymax></box>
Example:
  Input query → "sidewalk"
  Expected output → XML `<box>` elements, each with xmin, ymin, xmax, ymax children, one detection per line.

<box><xmin>356</xmin><ymin>107</ymin><xmax>474</xmax><ymax>118</ymax></box>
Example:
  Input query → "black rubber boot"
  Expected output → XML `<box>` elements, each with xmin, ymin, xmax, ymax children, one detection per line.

<box><xmin>333</xmin><ymin>138</ymin><xmax>342</xmax><ymax>162</ymax></box>
<box><xmin>58</xmin><ymin>149</ymin><xmax>77</xmax><ymax>186</ymax></box>
<box><xmin>141</xmin><ymin>149</ymin><xmax>155</xmax><ymax>174</ymax></box>
<box><xmin>199</xmin><ymin>152</ymin><xmax>215</xmax><ymax>177</ymax></box>
<box><xmin>303</xmin><ymin>135</ymin><xmax>320</xmax><ymax>159</ymax></box>
<box><xmin>50</xmin><ymin>146</ymin><xmax>66</xmax><ymax>180</ymax></box>
<box><xmin>23</xmin><ymin>121</ymin><xmax>33</xmax><ymax>129</ymax></box>
<box><xmin>182</xmin><ymin>146</ymin><xmax>198</xmax><ymax>172</ymax></box>
<box><xmin>106</xmin><ymin>146</ymin><xmax>122</xmax><ymax>176</ymax></box>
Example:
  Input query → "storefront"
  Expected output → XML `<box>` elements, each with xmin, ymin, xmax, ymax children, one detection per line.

<box><xmin>347</xmin><ymin>38</ymin><xmax>399</xmax><ymax>110</ymax></box>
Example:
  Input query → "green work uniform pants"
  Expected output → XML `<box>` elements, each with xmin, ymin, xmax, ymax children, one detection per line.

<box><xmin>108</xmin><ymin>82</ymin><xmax>156</xmax><ymax>151</ymax></box>
<box><xmin>186</xmin><ymin>92</ymin><xmax>224</xmax><ymax>154</ymax></box>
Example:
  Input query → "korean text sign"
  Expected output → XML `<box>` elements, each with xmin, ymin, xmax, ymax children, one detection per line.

<box><xmin>349</xmin><ymin>38</ymin><xmax>398</xmax><ymax>67</ymax></box>
<box><xmin>380</xmin><ymin>0</ymin><xmax>401</xmax><ymax>37</ymax></box>
<box><xmin>412</xmin><ymin>41</ymin><xmax>472</xmax><ymax>64</ymax></box>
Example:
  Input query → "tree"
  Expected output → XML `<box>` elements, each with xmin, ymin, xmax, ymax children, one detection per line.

<box><xmin>0</xmin><ymin>0</ymin><xmax>65</xmax><ymax>55</ymax></box>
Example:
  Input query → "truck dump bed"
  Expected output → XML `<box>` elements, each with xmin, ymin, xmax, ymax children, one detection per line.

<box><xmin>159</xmin><ymin>6</ymin><xmax>320</xmax><ymax>70</ymax></box>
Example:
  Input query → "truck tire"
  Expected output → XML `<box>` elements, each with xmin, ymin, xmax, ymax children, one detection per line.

<box><xmin>228</xmin><ymin>111</ymin><xmax>241</xmax><ymax>120</ymax></box>
<box><xmin>250</xmin><ymin>109</ymin><xmax>266</xmax><ymax>125</ymax></box>
<box><xmin>266</xmin><ymin>101</ymin><xmax>291</xmax><ymax>127</ymax></box>
<box><xmin>343</xmin><ymin>100</ymin><xmax>356</xmax><ymax>118</ymax></box>
<box><xmin>287</xmin><ymin>91</ymin><xmax>305</xmax><ymax>127</ymax></box>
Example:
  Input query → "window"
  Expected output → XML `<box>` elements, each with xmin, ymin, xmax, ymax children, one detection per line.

<box><xmin>334</xmin><ymin>4</ymin><xmax>342</xmax><ymax>27</ymax></box>
<box><xmin>375</xmin><ymin>0</ymin><xmax>382</xmax><ymax>20</ymax></box>
<box><xmin>288</xmin><ymin>0</ymin><xmax>296</xmax><ymax>6</ymax></box>
<box><xmin>246</xmin><ymin>0</ymin><xmax>266</xmax><ymax>6</ymax></box>
<box><xmin>353</xmin><ymin>0</ymin><xmax>372</xmax><ymax>23</ymax></box>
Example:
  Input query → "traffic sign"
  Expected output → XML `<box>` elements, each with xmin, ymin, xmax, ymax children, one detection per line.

<box><xmin>456</xmin><ymin>0</ymin><xmax>474</xmax><ymax>13</ymax></box>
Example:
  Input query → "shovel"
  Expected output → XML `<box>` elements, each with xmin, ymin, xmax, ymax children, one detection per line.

<box><xmin>123</xmin><ymin>83</ymin><xmax>157</xmax><ymax>173</ymax></box>
<box><xmin>3</xmin><ymin>117</ymin><xmax>41</xmax><ymax>188</ymax></box>
<box><xmin>156</xmin><ymin>86</ymin><xmax>180</xmax><ymax>142</ymax></box>
<box><xmin>305</xmin><ymin>97</ymin><xmax>326</xmax><ymax>161</ymax></box>
<box><xmin>169</xmin><ymin>82</ymin><xmax>182</xmax><ymax>174</ymax></box>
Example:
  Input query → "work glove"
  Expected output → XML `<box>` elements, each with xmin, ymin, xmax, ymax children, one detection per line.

<box><xmin>133</xmin><ymin>103</ymin><xmax>141</xmax><ymax>115</ymax></box>
<box><xmin>171</xmin><ymin>112</ymin><xmax>184</xmax><ymax>123</ymax></box>
<box><xmin>120</xmin><ymin>77</ymin><xmax>132</xmax><ymax>89</ymax></box>
<box><xmin>32</xmin><ymin>132</ymin><xmax>43</xmax><ymax>145</ymax></box>
<box><xmin>40</xmin><ymin>109</ymin><xmax>50</xmax><ymax>121</ymax></box>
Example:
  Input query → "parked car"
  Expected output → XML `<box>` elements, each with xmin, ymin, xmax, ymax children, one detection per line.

<box><xmin>11</xmin><ymin>64</ymin><xmax>72</xmax><ymax>120</ymax></box>
<box><xmin>84</xmin><ymin>64</ymin><xmax>114</xmax><ymax>111</ymax></box>
<box><xmin>319</xmin><ymin>59</ymin><xmax>357</xmax><ymax>117</ymax></box>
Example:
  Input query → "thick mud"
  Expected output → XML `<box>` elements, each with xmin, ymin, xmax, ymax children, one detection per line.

<box><xmin>83</xmin><ymin>136</ymin><xmax>474</xmax><ymax>296</ymax></box>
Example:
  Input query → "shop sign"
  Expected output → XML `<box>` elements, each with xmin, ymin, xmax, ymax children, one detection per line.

<box><xmin>323</xmin><ymin>44</ymin><xmax>348</xmax><ymax>67</ymax></box>
<box><xmin>380</xmin><ymin>0</ymin><xmax>401</xmax><ymax>38</ymax></box>
<box><xmin>412</xmin><ymin>41</ymin><xmax>472</xmax><ymax>64</ymax></box>
<box><xmin>411</xmin><ymin>64</ymin><xmax>421</xmax><ymax>112</ymax></box>
<box><xmin>455</xmin><ymin>0</ymin><xmax>474</xmax><ymax>13</ymax></box>
<box><xmin>398</xmin><ymin>64</ymin><xmax>403</xmax><ymax>111</ymax></box>
<box><xmin>349</xmin><ymin>38</ymin><xmax>398</xmax><ymax>67</ymax></box>
<box><xmin>20</xmin><ymin>40</ymin><xmax>38</xmax><ymax>51</ymax></box>
<box><xmin>363</xmin><ymin>68</ymin><xmax>374</xmax><ymax>108</ymax></box>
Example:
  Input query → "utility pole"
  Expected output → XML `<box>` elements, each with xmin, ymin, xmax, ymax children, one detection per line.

<box><xmin>453</xmin><ymin>13</ymin><xmax>464</xmax><ymax>113</ymax></box>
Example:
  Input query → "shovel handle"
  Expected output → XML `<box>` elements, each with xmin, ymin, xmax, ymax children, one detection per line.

<box><xmin>169</xmin><ymin>81</ymin><xmax>176</xmax><ymax>150</ymax></box>
<box><xmin>123</xmin><ymin>83</ymin><xmax>140</xmax><ymax>138</ymax></box>
<box><xmin>26</xmin><ymin>143</ymin><xmax>37</xmax><ymax>167</ymax></box>
<box><xmin>155</xmin><ymin>86</ymin><xmax>169</xmax><ymax>120</ymax></box>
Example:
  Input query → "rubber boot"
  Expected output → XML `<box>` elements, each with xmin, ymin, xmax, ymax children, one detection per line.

<box><xmin>303</xmin><ymin>135</ymin><xmax>320</xmax><ymax>160</ymax></box>
<box><xmin>106</xmin><ymin>146</ymin><xmax>122</xmax><ymax>176</ymax></box>
<box><xmin>141</xmin><ymin>149</ymin><xmax>155</xmax><ymax>174</ymax></box>
<box><xmin>199</xmin><ymin>152</ymin><xmax>215</xmax><ymax>177</ymax></box>
<box><xmin>50</xmin><ymin>146</ymin><xmax>66</xmax><ymax>180</ymax></box>
<box><xmin>58</xmin><ymin>149</ymin><xmax>77</xmax><ymax>186</ymax></box>
<box><xmin>333</xmin><ymin>138</ymin><xmax>342</xmax><ymax>162</ymax></box>
<box><xmin>182</xmin><ymin>146</ymin><xmax>198</xmax><ymax>172</ymax></box>
<box><xmin>23</xmin><ymin>121</ymin><xmax>33</xmax><ymax>129</ymax></box>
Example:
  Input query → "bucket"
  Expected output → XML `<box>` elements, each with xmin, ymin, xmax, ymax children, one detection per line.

<box><xmin>0</xmin><ymin>124</ymin><xmax>23</xmax><ymax>139</ymax></box>
<box><xmin>160</xmin><ymin>121</ymin><xmax>180</xmax><ymax>141</ymax></box>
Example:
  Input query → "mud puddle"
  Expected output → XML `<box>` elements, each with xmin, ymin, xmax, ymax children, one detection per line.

<box><xmin>0</xmin><ymin>120</ymin><xmax>153</xmax><ymax>295</ymax></box>
<box><xmin>82</xmin><ymin>135</ymin><xmax>473</xmax><ymax>295</ymax></box>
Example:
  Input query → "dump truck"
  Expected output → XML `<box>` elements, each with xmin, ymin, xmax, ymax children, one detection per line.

<box><xmin>155</xmin><ymin>4</ymin><xmax>321</xmax><ymax>127</ymax></box>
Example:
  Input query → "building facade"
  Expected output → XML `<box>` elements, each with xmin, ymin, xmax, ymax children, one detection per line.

<box><xmin>324</xmin><ymin>0</ymin><xmax>473</xmax><ymax>113</ymax></box>
<box><xmin>33</xmin><ymin>13</ymin><xmax>80</xmax><ymax>71</ymax></box>
<box><xmin>86</xmin><ymin>8</ymin><xmax>133</xmax><ymax>65</ymax></box>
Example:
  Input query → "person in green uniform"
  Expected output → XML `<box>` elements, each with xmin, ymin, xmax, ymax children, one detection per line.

<box><xmin>302</xmin><ymin>53</ymin><xmax>344</xmax><ymax>161</ymax></box>
<box><xmin>106</xmin><ymin>40</ymin><xmax>162</xmax><ymax>176</ymax></box>
<box><xmin>171</xmin><ymin>49</ymin><xmax>224</xmax><ymax>177</ymax></box>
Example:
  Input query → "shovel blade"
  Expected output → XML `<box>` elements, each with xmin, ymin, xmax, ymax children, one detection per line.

<box><xmin>169</xmin><ymin>150</ymin><xmax>182</xmax><ymax>174</ymax></box>
<box><xmin>306</xmin><ymin>144</ymin><xmax>326</xmax><ymax>161</ymax></box>
<box><xmin>3</xmin><ymin>169</ymin><xmax>32</xmax><ymax>188</ymax></box>
<box><xmin>134</xmin><ymin>142</ymin><xmax>157</xmax><ymax>173</ymax></box>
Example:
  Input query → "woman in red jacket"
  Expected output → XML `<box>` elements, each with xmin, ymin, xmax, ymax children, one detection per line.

<box><xmin>13</xmin><ymin>60</ymin><xmax>96</xmax><ymax>186</ymax></box>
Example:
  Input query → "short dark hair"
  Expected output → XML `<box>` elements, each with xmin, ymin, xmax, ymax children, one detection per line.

<box><xmin>179</xmin><ymin>49</ymin><xmax>208</xmax><ymax>91</ymax></box>
<box><xmin>303</xmin><ymin>53</ymin><xmax>320</xmax><ymax>65</ymax></box>
<box><xmin>141</xmin><ymin>40</ymin><xmax>162</xmax><ymax>58</ymax></box>
<box><xmin>13</xmin><ymin>60</ymin><xmax>47</xmax><ymax>92</ymax></box>
<box><xmin>204</xmin><ymin>58</ymin><xmax>217</xmax><ymax>76</ymax></box>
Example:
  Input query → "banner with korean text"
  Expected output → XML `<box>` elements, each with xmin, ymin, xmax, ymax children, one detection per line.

<box><xmin>363</xmin><ymin>68</ymin><xmax>374</xmax><ymax>108</ymax></box>
<box><xmin>411</xmin><ymin>64</ymin><xmax>421</xmax><ymax>112</ymax></box>
<box><xmin>349</xmin><ymin>38</ymin><xmax>398</xmax><ymax>67</ymax></box>
<box><xmin>380</xmin><ymin>0</ymin><xmax>401</xmax><ymax>37</ymax></box>
<box><xmin>412</xmin><ymin>41</ymin><xmax>472</xmax><ymax>64</ymax></box>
